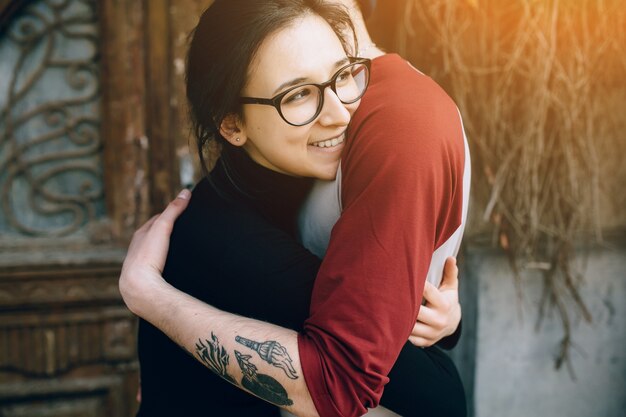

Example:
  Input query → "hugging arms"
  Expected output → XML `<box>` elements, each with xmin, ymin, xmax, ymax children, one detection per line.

<box><xmin>123</xmin><ymin>55</ymin><xmax>468</xmax><ymax>416</ymax></box>
<box><xmin>120</xmin><ymin>1</ymin><xmax>470</xmax><ymax>416</ymax></box>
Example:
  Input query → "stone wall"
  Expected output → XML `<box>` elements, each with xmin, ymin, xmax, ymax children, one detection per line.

<box><xmin>455</xmin><ymin>242</ymin><xmax>626</xmax><ymax>417</ymax></box>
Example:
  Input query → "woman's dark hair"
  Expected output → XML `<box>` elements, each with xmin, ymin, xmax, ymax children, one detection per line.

<box><xmin>186</xmin><ymin>0</ymin><xmax>357</xmax><ymax>175</ymax></box>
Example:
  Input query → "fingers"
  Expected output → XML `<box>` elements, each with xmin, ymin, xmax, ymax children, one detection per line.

<box><xmin>408</xmin><ymin>335</ymin><xmax>434</xmax><ymax>347</ymax></box>
<box><xmin>127</xmin><ymin>190</ymin><xmax>192</xmax><ymax>273</ymax></box>
<box><xmin>416</xmin><ymin>304</ymin><xmax>445</xmax><ymax>328</ymax></box>
<box><xmin>132</xmin><ymin>190</ymin><xmax>190</xmax><ymax>245</ymax></box>
<box><xmin>439</xmin><ymin>257</ymin><xmax>459</xmax><ymax>290</ymax></box>
<box><xmin>411</xmin><ymin>321</ymin><xmax>439</xmax><ymax>340</ymax></box>
<box><xmin>144</xmin><ymin>189</ymin><xmax>191</xmax><ymax>243</ymax></box>
<box><xmin>422</xmin><ymin>281</ymin><xmax>446</xmax><ymax>308</ymax></box>
<box><xmin>151</xmin><ymin>189</ymin><xmax>192</xmax><ymax>233</ymax></box>
<box><xmin>411</xmin><ymin>260</ymin><xmax>462</xmax><ymax>347</ymax></box>
<box><xmin>163</xmin><ymin>189</ymin><xmax>192</xmax><ymax>220</ymax></box>
<box><xmin>408</xmin><ymin>322</ymin><xmax>437</xmax><ymax>347</ymax></box>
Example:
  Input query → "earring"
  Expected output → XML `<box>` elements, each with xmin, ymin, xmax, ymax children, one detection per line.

<box><xmin>235</xmin><ymin>138</ymin><xmax>240</xmax><ymax>142</ymax></box>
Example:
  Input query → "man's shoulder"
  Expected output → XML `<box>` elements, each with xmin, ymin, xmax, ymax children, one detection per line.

<box><xmin>365</xmin><ymin>54</ymin><xmax>458</xmax><ymax>124</ymax></box>
<box><xmin>340</xmin><ymin>54</ymin><xmax>466</xmax><ymax>188</ymax></box>
<box><xmin>346</xmin><ymin>55</ymin><xmax>463</xmax><ymax>166</ymax></box>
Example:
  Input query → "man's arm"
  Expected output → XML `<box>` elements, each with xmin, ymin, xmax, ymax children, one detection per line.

<box><xmin>140</xmin><ymin>283</ymin><xmax>318</xmax><ymax>416</ymax></box>
<box><xmin>297</xmin><ymin>56</ymin><xmax>468</xmax><ymax>416</ymax></box>
<box><xmin>121</xmin><ymin>195</ymin><xmax>320</xmax><ymax>417</ymax></box>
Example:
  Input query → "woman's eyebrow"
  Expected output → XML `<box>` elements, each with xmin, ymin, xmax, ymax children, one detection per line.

<box><xmin>273</xmin><ymin>77</ymin><xmax>309</xmax><ymax>95</ymax></box>
<box><xmin>272</xmin><ymin>57</ymin><xmax>351</xmax><ymax>95</ymax></box>
<box><xmin>334</xmin><ymin>56</ymin><xmax>350</xmax><ymax>68</ymax></box>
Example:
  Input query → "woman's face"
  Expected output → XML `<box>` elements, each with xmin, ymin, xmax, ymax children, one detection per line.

<box><xmin>238</xmin><ymin>14</ymin><xmax>360</xmax><ymax>180</ymax></box>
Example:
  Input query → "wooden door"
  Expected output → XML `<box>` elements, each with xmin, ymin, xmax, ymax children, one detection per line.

<box><xmin>0</xmin><ymin>0</ymin><xmax>211</xmax><ymax>414</ymax></box>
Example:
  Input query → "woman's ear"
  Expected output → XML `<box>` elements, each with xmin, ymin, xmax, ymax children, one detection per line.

<box><xmin>219</xmin><ymin>114</ymin><xmax>247</xmax><ymax>146</ymax></box>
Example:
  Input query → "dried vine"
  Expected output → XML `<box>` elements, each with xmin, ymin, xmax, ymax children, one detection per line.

<box><xmin>398</xmin><ymin>0</ymin><xmax>626</xmax><ymax>372</ymax></box>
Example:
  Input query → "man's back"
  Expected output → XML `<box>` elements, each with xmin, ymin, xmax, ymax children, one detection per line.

<box><xmin>297</xmin><ymin>53</ymin><xmax>470</xmax><ymax>416</ymax></box>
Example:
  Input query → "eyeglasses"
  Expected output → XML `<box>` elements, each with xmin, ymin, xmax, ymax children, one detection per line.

<box><xmin>240</xmin><ymin>57</ymin><xmax>371</xmax><ymax>126</ymax></box>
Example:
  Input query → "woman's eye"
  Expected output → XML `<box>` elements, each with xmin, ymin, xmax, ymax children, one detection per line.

<box><xmin>283</xmin><ymin>87</ymin><xmax>312</xmax><ymax>104</ymax></box>
<box><xmin>336</xmin><ymin>69</ymin><xmax>352</xmax><ymax>83</ymax></box>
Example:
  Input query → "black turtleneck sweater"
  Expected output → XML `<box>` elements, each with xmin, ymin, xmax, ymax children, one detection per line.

<box><xmin>136</xmin><ymin>149</ymin><xmax>465</xmax><ymax>417</ymax></box>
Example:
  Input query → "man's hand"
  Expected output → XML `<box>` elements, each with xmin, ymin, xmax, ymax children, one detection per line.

<box><xmin>408</xmin><ymin>257</ymin><xmax>461</xmax><ymax>347</ymax></box>
<box><xmin>119</xmin><ymin>189</ymin><xmax>191</xmax><ymax>316</ymax></box>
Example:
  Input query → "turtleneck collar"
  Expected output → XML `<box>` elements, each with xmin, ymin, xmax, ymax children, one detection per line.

<box><xmin>209</xmin><ymin>146</ymin><xmax>314</xmax><ymax>237</ymax></box>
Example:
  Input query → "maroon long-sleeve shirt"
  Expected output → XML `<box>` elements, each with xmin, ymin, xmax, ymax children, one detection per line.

<box><xmin>297</xmin><ymin>54</ymin><xmax>469</xmax><ymax>417</ymax></box>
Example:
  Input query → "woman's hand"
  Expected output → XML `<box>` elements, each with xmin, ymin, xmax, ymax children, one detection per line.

<box><xmin>119</xmin><ymin>189</ymin><xmax>191</xmax><ymax>316</ymax></box>
<box><xmin>408</xmin><ymin>257</ymin><xmax>461</xmax><ymax>347</ymax></box>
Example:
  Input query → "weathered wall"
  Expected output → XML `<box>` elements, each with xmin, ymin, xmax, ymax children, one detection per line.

<box><xmin>461</xmin><ymin>243</ymin><xmax>626</xmax><ymax>417</ymax></box>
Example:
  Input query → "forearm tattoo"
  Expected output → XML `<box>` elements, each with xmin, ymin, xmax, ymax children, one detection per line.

<box><xmin>235</xmin><ymin>350</ymin><xmax>294</xmax><ymax>406</ymax></box>
<box><xmin>195</xmin><ymin>333</ymin><xmax>236</xmax><ymax>385</ymax></box>
<box><xmin>235</xmin><ymin>335</ymin><xmax>299</xmax><ymax>379</ymax></box>
<box><xmin>192</xmin><ymin>332</ymin><xmax>296</xmax><ymax>407</ymax></box>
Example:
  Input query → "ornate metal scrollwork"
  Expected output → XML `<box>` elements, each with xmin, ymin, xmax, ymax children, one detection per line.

<box><xmin>0</xmin><ymin>0</ymin><xmax>104</xmax><ymax>238</ymax></box>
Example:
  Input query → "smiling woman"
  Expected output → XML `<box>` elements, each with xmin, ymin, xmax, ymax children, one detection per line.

<box><xmin>185</xmin><ymin>0</ymin><xmax>359</xmax><ymax>180</ymax></box>
<box><xmin>228</xmin><ymin>14</ymin><xmax>370</xmax><ymax>179</ymax></box>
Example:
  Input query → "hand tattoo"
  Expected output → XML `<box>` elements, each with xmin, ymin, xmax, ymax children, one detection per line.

<box><xmin>235</xmin><ymin>335</ymin><xmax>298</xmax><ymax>379</ymax></box>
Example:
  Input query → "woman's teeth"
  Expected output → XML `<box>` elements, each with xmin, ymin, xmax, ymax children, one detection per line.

<box><xmin>311</xmin><ymin>135</ymin><xmax>344</xmax><ymax>148</ymax></box>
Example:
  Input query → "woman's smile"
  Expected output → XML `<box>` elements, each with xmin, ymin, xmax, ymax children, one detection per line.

<box><xmin>309</xmin><ymin>131</ymin><xmax>346</xmax><ymax>148</ymax></box>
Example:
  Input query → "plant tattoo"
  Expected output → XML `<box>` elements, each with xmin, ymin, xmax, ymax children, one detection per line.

<box><xmin>195</xmin><ymin>332</ymin><xmax>236</xmax><ymax>384</ymax></box>
<box><xmin>235</xmin><ymin>335</ymin><xmax>298</xmax><ymax>379</ymax></box>
<box><xmin>235</xmin><ymin>350</ymin><xmax>293</xmax><ymax>406</ymax></box>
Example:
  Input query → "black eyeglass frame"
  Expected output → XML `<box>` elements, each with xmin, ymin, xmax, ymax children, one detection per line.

<box><xmin>239</xmin><ymin>57</ymin><xmax>371</xmax><ymax>126</ymax></box>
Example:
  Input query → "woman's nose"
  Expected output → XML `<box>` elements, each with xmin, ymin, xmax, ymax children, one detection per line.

<box><xmin>317</xmin><ymin>87</ymin><xmax>351</xmax><ymax>127</ymax></box>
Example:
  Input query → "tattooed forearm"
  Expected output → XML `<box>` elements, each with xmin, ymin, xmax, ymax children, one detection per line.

<box><xmin>195</xmin><ymin>332</ymin><xmax>237</xmax><ymax>385</ymax></box>
<box><xmin>235</xmin><ymin>350</ymin><xmax>294</xmax><ymax>406</ymax></box>
<box><xmin>191</xmin><ymin>332</ymin><xmax>297</xmax><ymax>408</ymax></box>
<box><xmin>235</xmin><ymin>335</ymin><xmax>298</xmax><ymax>379</ymax></box>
